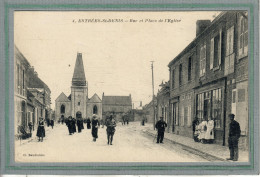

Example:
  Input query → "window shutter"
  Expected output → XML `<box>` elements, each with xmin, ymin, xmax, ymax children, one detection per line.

<box><xmin>230</xmin><ymin>26</ymin><xmax>234</xmax><ymax>54</ymax></box>
<box><xmin>210</xmin><ymin>38</ymin><xmax>214</xmax><ymax>69</ymax></box>
<box><xmin>238</xmin><ymin>18</ymin><xmax>243</xmax><ymax>56</ymax></box>
<box><xmin>200</xmin><ymin>46</ymin><xmax>203</xmax><ymax>76</ymax></box>
<box><xmin>218</xmin><ymin>29</ymin><xmax>222</xmax><ymax>65</ymax></box>
<box><xmin>226</xmin><ymin>29</ymin><xmax>230</xmax><ymax>55</ymax></box>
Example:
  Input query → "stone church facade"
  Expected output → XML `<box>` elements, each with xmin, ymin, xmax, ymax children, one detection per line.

<box><xmin>55</xmin><ymin>53</ymin><xmax>102</xmax><ymax>120</ymax></box>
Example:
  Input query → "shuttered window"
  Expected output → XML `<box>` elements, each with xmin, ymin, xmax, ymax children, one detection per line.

<box><xmin>238</xmin><ymin>13</ymin><xmax>248</xmax><ymax>57</ymax></box>
<box><xmin>225</xmin><ymin>26</ymin><xmax>235</xmax><ymax>76</ymax></box>
<box><xmin>200</xmin><ymin>44</ymin><xmax>206</xmax><ymax>77</ymax></box>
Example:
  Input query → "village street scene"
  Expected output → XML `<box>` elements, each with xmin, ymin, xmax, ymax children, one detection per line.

<box><xmin>14</xmin><ymin>11</ymin><xmax>249</xmax><ymax>162</ymax></box>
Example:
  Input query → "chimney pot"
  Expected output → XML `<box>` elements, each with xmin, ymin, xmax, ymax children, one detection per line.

<box><xmin>196</xmin><ymin>20</ymin><xmax>211</xmax><ymax>37</ymax></box>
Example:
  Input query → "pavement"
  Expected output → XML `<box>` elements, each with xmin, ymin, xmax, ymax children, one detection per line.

<box><xmin>141</xmin><ymin>122</ymin><xmax>249</xmax><ymax>162</ymax></box>
<box><xmin>15</xmin><ymin>122</ymin><xmax>206</xmax><ymax>162</ymax></box>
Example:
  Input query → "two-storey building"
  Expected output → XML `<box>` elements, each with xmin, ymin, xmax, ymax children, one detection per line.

<box><xmin>168</xmin><ymin>11</ymin><xmax>248</xmax><ymax>149</ymax></box>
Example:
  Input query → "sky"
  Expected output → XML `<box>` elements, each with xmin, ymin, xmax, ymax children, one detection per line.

<box><xmin>14</xmin><ymin>11</ymin><xmax>221</xmax><ymax>109</ymax></box>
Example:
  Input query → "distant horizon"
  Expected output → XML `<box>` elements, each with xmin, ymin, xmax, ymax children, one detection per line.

<box><xmin>14</xmin><ymin>11</ymin><xmax>221</xmax><ymax>109</ymax></box>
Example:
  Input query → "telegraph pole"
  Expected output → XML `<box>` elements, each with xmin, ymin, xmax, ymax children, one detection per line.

<box><xmin>151</xmin><ymin>61</ymin><xmax>156</xmax><ymax>130</ymax></box>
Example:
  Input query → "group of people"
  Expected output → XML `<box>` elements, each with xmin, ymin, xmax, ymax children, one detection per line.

<box><xmin>62</xmin><ymin>114</ymin><xmax>117</xmax><ymax>145</ymax></box>
<box><xmin>121</xmin><ymin>115</ymin><xmax>129</xmax><ymax>125</ymax></box>
<box><xmin>192</xmin><ymin>117</ymin><xmax>215</xmax><ymax>144</ymax></box>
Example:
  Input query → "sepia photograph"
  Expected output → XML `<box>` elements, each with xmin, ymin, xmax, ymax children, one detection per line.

<box><xmin>13</xmin><ymin>10</ymin><xmax>250</xmax><ymax>163</ymax></box>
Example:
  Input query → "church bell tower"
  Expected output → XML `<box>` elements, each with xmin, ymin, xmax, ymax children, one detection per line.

<box><xmin>71</xmin><ymin>53</ymin><xmax>88</xmax><ymax>119</ymax></box>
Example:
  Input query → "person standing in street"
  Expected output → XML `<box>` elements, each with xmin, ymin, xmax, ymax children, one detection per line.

<box><xmin>36</xmin><ymin>117</ymin><xmax>45</xmax><ymax>142</ymax></box>
<box><xmin>91</xmin><ymin>114</ymin><xmax>100</xmax><ymax>142</ymax></box>
<box><xmin>227</xmin><ymin>114</ymin><xmax>241</xmax><ymax>161</ymax></box>
<box><xmin>77</xmin><ymin>118</ymin><xmax>82</xmax><ymax>133</ymax></box>
<box><xmin>106</xmin><ymin>115</ymin><xmax>116</xmax><ymax>145</ymax></box>
<box><xmin>192</xmin><ymin>117</ymin><xmax>199</xmax><ymax>142</ymax></box>
<box><xmin>205</xmin><ymin>117</ymin><xmax>215</xmax><ymax>143</ymax></box>
<box><xmin>50</xmin><ymin>119</ymin><xmax>54</xmax><ymax>129</ymax></box>
<box><xmin>66</xmin><ymin>116</ymin><xmax>74</xmax><ymax>135</ymax></box>
<box><xmin>198</xmin><ymin>118</ymin><xmax>207</xmax><ymax>143</ymax></box>
<box><xmin>155</xmin><ymin>116</ymin><xmax>167</xmax><ymax>144</ymax></box>
<box><xmin>72</xmin><ymin>117</ymin><xmax>77</xmax><ymax>134</ymax></box>
<box><xmin>86</xmin><ymin>117</ymin><xmax>91</xmax><ymax>129</ymax></box>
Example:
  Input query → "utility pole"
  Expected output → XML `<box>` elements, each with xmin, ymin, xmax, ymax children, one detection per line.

<box><xmin>151</xmin><ymin>61</ymin><xmax>156</xmax><ymax>130</ymax></box>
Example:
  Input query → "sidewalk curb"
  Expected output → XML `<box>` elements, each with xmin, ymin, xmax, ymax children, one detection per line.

<box><xmin>144</xmin><ymin>130</ymin><xmax>226</xmax><ymax>162</ymax></box>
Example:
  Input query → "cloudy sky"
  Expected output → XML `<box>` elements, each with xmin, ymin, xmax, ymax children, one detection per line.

<box><xmin>14</xmin><ymin>11</ymin><xmax>220</xmax><ymax>109</ymax></box>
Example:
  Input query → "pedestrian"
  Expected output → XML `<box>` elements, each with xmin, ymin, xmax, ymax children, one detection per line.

<box><xmin>126</xmin><ymin>115</ymin><xmax>129</xmax><ymax>125</ymax></box>
<box><xmin>77</xmin><ymin>118</ymin><xmax>82</xmax><ymax>133</ymax></box>
<box><xmin>28</xmin><ymin>122</ymin><xmax>33</xmax><ymax>134</ymax></box>
<box><xmin>72</xmin><ymin>117</ymin><xmax>77</xmax><ymax>133</ymax></box>
<box><xmin>198</xmin><ymin>118</ymin><xmax>207</xmax><ymax>143</ymax></box>
<box><xmin>141</xmin><ymin>115</ymin><xmax>146</xmax><ymax>126</ymax></box>
<box><xmin>80</xmin><ymin>118</ymin><xmax>84</xmax><ymax>130</ymax></box>
<box><xmin>227</xmin><ymin>114</ymin><xmax>241</xmax><ymax>161</ymax></box>
<box><xmin>91</xmin><ymin>114</ymin><xmax>100</xmax><ymax>142</ymax></box>
<box><xmin>36</xmin><ymin>117</ymin><xmax>45</xmax><ymax>142</ymax></box>
<box><xmin>155</xmin><ymin>116</ymin><xmax>167</xmax><ymax>143</ymax></box>
<box><xmin>205</xmin><ymin>117</ymin><xmax>214</xmax><ymax>143</ymax></box>
<box><xmin>50</xmin><ymin>119</ymin><xmax>54</xmax><ymax>129</ymax></box>
<box><xmin>192</xmin><ymin>117</ymin><xmax>199</xmax><ymax>142</ymax></box>
<box><xmin>67</xmin><ymin>116</ymin><xmax>74</xmax><ymax>135</ymax></box>
<box><xmin>86</xmin><ymin>117</ymin><xmax>91</xmax><ymax>129</ymax></box>
<box><xmin>106</xmin><ymin>115</ymin><xmax>116</xmax><ymax>145</ymax></box>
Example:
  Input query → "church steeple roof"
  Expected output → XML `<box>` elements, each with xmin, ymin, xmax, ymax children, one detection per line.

<box><xmin>72</xmin><ymin>53</ymin><xmax>86</xmax><ymax>86</ymax></box>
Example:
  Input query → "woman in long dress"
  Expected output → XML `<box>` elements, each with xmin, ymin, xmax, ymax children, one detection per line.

<box><xmin>86</xmin><ymin>118</ymin><xmax>91</xmax><ymax>129</ymax></box>
<box><xmin>36</xmin><ymin>117</ymin><xmax>45</xmax><ymax>142</ymax></box>
<box><xmin>205</xmin><ymin>117</ymin><xmax>215</xmax><ymax>143</ymax></box>
<box><xmin>91</xmin><ymin>114</ymin><xmax>100</xmax><ymax>142</ymax></box>
<box><xmin>198</xmin><ymin>118</ymin><xmax>207</xmax><ymax>143</ymax></box>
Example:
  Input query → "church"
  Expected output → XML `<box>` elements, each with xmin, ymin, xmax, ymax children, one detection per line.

<box><xmin>55</xmin><ymin>53</ymin><xmax>132</xmax><ymax>121</ymax></box>
<box><xmin>55</xmin><ymin>53</ymin><xmax>102</xmax><ymax>120</ymax></box>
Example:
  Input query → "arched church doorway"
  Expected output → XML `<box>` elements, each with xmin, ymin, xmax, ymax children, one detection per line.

<box><xmin>76</xmin><ymin>111</ymin><xmax>82</xmax><ymax>119</ymax></box>
<box><xmin>60</xmin><ymin>104</ymin><xmax>65</xmax><ymax>114</ymax></box>
<box><xmin>93</xmin><ymin>105</ymin><xmax>98</xmax><ymax>114</ymax></box>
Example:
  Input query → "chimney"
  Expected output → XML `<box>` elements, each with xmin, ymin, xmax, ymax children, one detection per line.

<box><xmin>140</xmin><ymin>101</ymin><xmax>142</xmax><ymax>107</ymax></box>
<box><xmin>34</xmin><ymin>71</ymin><xmax>38</xmax><ymax>77</ymax></box>
<box><xmin>196</xmin><ymin>20</ymin><xmax>211</xmax><ymax>37</ymax></box>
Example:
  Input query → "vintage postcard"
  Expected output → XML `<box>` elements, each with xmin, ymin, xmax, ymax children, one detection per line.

<box><xmin>1</xmin><ymin>0</ymin><xmax>259</xmax><ymax>175</ymax></box>
<box><xmin>14</xmin><ymin>10</ymin><xmax>250</xmax><ymax>163</ymax></box>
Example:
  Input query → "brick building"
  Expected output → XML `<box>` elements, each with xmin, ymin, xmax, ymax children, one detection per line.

<box><xmin>168</xmin><ymin>11</ymin><xmax>248</xmax><ymax>149</ymax></box>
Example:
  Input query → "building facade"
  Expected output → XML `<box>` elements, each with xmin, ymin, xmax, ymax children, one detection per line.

<box><xmin>15</xmin><ymin>46</ymin><xmax>52</xmax><ymax>138</ymax></box>
<box><xmin>168</xmin><ymin>11</ymin><xmax>248</xmax><ymax>149</ymax></box>
<box><xmin>102</xmin><ymin>93</ymin><xmax>132</xmax><ymax>121</ymax></box>
<box><xmin>156</xmin><ymin>81</ymin><xmax>170</xmax><ymax>132</ymax></box>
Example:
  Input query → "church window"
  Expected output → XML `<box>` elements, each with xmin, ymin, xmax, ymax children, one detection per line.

<box><xmin>93</xmin><ymin>105</ymin><xmax>98</xmax><ymax>114</ymax></box>
<box><xmin>78</xmin><ymin>102</ymin><xmax>80</xmax><ymax>106</ymax></box>
<box><xmin>60</xmin><ymin>105</ymin><xmax>65</xmax><ymax>114</ymax></box>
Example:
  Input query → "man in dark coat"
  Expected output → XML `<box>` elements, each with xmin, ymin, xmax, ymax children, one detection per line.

<box><xmin>155</xmin><ymin>116</ymin><xmax>167</xmax><ymax>144</ymax></box>
<box><xmin>106</xmin><ymin>115</ymin><xmax>116</xmax><ymax>145</ymax></box>
<box><xmin>227</xmin><ymin>114</ymin><xmax>241</xmax><ymax>161</ymax></box>
<box><xmin>77</xmin><ymin>118</ymin><xmax>82</xmax><ymax>133</ymax></box>
<box><xmin>91</xmin><ymin>114</ymin><xmax>100</xmax><ymax>142</ymax></box>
